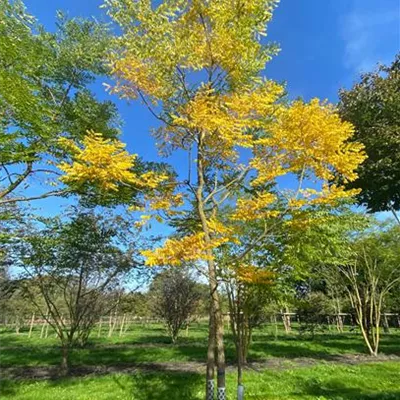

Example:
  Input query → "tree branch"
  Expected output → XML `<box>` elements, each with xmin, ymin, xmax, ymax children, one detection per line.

<box><xmin>0</xmin><ymin>189</ymin><xmax>71</xmax><ymax>205</ymax></box>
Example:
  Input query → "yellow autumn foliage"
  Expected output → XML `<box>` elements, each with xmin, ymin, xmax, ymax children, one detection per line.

<box><xmin>105</xmin><ymin>0</ymin><xmax>368</xmax><ymax>273</ymax></box>
<box><xmin>58</xmin><ymin>131</ymin><xmax>168</xmax><ymax>192</ymax></box>
<box><xmin>236</xmin><ymin>265</ymin><xmax>275</xmax><ymax>285</ymax></box>
<box><xmin>252</xmin><ymin>99</ymin><xmax>365</xmax><ymax>186</ymax></box>
<box><xmin>232</xmin><ymin>193</ymin><xmax>277</xmax><ymax>221</ymax></box>
<box><xmin>141</xmin><ymin>232</ymin><xmax>229</xmax><ymax>267</ymax></box>
<box><xmin>107</xmin><ymin>0</ymin><xmax>280</xmax><ymax>100</ymax></box>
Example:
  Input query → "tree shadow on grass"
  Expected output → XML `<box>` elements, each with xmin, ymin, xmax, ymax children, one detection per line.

<box><xmin>248</xmin><ymin>332</ymin><xmax>400</xmax><ymax>361</ymax></box>
<box><xmin>71</xmin><ymin>342</ymin><xmax>208</xmax><ymax>365</ymax></box>
<box><xmin>0</xmin><ymin>345</ymin><xmax>61</xmax><ymax>367</ymax></box>
<box><xmin>0</xmin><ymin>341</ymin><xmax>209</xmax><ymax>368</ymax></box>
<box><xmin>320</xmin><ymin>335</ymin><xmax>400</xmax><ymax>356</ymax></box>
<box><xmin>0</xmin><ymin>379</ymin><xmax>17</xmax><ymax>398</ymax></box>
<box><xmin>120</xmin><ymin>371</ymin><xmax>203</xmax><ymax>400</ymax></box>
<box><xmin>43</xmin><ymin>371</ymin><xmax>204</xmax><ymax>400</ymax></box>
<box><xmin>295</xmin><ymin>379</ymin><xmax>400</xmax><ymax>399</ymax></box>
<box><xmin>249</xmin><ymin>341</ymin><xmax>337</xmax><ymax>361</ymax></box>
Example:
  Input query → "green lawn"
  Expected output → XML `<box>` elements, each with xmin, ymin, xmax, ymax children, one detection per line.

<box><xmin>1</xmin><ymin>363</ymin><xmax>400</xmax><ymax>399</ymax></box>
<box><xmin>1</xmin><ymin>323</ymin><xmax>399</xmax><ymax>367</ymax></box>
<box><xmin>1</xmin><ymin>323</ymin><xmax>399</xmax><ymax>399</ymax></box>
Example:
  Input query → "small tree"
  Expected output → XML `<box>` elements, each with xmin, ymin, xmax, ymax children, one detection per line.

<box><xmin>226</xmin><ymin>275</ymin><xmax>273</xmax><ymax>369</ymax></box>
<box><xmin>150</xmin><ymin>269</ymin><xmax>201</xmax><ymax>343</ymax></box>
<box><xmin>288</xmin><ymin>209</ymin><xmax>400</xmax><ymax>355</ymax></box>
<box><xmin>15</xmin><ymin>211</ymin><xmax>143</xmax><ymax>374</ymax></box>
<box><xmin>339</xmin><ymin>225</ymin><xmax>400</xmax><ymax>356</ymax></box>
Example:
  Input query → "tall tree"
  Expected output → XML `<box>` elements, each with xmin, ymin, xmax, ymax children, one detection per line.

<box><xmin>105</xmin><ymin>1</ymin><xmax>365</xmax><ymax>398</ymax></box>
<box><xmin>339</xmin><ymin>55</ymin><xmax>400</xmax><ymax>222</ymax></box>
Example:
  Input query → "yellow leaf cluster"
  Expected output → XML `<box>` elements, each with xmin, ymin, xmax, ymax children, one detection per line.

<box><xmin>58</xmin><ymin>131</ymin><xmax>137</xmax><ymax>191</ymax></box>
<box><xmin>149</xmin><ymin>193</ymin><xmax>184</xmax><ymax>211</ymax></box>
<box><xmin>252</xmin><ymin>99</ymin><xmax>366</xmax><ymax>186</ymax></box>
<box><xmin>236</xmin><ymin>265</ymin><xmax>274</xmax><ymax>285</ymax></box>
<box><xmin>110</xmin><ymin>55</ymin><xmax>171</xmax><ymax>101</ymax></box>
<box><xmin>170</xmin><ymin>81</ymin><xmax>283</xmax><ymax>162</ymax></box>
<box><xmin>309</xmin><ymin>184</ymin><xmax>361</xmax><ymax>206</ymax></box>
<box><xmin>107</xmin><ymin>0</ymin><xmax>280</xmax><ymax>100</ymax></box>
<box><xmin>141</xmin><ymin>232</ymin><xmax>229</xmax><ymax>267</ymax></box>
<box><xmin>288</xmin><ymin>185</ymin><xmax>361</xmax><ymax>209</ymax></box>
<box><xmin>171</xmin><ymin>88</ymin><xmax>251</xmax><ymax>162</ymax></box>
<box><xmin>58</xmin><ymin>131</ymin><xmax>168</xmax><ymax>192</ymax></box>
<box><xmin>232</xmin><ymin>193</ymin><xmax>277</xmax><ymax>221</ymax></box>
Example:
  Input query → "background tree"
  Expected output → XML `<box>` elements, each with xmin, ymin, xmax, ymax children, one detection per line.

<box><xmin>14</xmin><ymin>211</ymin><xmax>144</xmax><ymax>374</ymax></box>
<box><xmin>106</xmin><ymin>1</ymin><xmax>366</xmax><ymax>398</ymax></box>
<box><xmin>0</xmin><ymin>279</ymin><xmax>38</xmax><ymax>334</ymax></box>
<box><xmin>150</xmin><ymin>269</ymin><xmax>201</xmax><ymax>343</ymax></box>
<box><xmin>0</xmin><ymin>0</ymin><xmax>123</xmax><ymax>205</ymax></box>
<box><xmin>283</xmin><ymin>205</ymin><xmax>368</xmax><ymax>333</ymax></box>
<box><xmin>338</xmin><ymin>224</ymin><xmax>400</xmax><ymax>356</ymax></box>
<box><xmin>296</xmin><ymin>291</ymin><xmax>332</xmax><ymax>338</ymax></box>
<box><xmin>339</xmin><ymin>55</ymin><xmax>400</xmax><ymax>221</ymax></box>
<box><xmin>119</xmin><ymin>291</ymin><xmax>151</xmax><ymax>319</ymax></box>
<box><xmin>0</xmin><ymin>202</ymin><xmax>27</xmax><ymax>301</ymax></box>
<box><xmin>286</xmin><ymin>206</ymin><xmax>400</xmax><ymax>355</ymax></box>
<box><xmin>225</xmin><ymin>272</ymin><xmax>273</xmax><ymax>399</ymax></box>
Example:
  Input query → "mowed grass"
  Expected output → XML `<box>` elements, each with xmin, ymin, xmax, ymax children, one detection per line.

<box><xmin>1</xmin><ymin>323</ymin><xmax>400</xmax><ymax>399</ymax></box>
<box><xmin>0</xmin><ymin>323</ymin><xmax>399</xmax><ymax>367</ymax></box>
<box><xmin>1</xmin><ymin>363</ymin><xmax>400</xmax><ymax>399</ymax></box>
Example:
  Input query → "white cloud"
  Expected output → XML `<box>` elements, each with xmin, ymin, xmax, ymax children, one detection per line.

<box><xmin>341</xmin><ymin>0</ymin><xmax>399</xmax><ymax>73</ymax></box>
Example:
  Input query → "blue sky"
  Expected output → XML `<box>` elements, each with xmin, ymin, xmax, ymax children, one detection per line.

<box><xmin>23</xmin><ymin>0</ymin><xmax>400</xmax><ymax>218</ymax></box>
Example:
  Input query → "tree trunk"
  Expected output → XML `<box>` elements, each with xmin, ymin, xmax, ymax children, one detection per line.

<box><xmin>237</xmin><ymin>307</ymin><xmax>244</xmax><ymax>400</ymax></box>
<box><xmin>354</xmin><ymin>304</ymin><xmax>377</xmax><ymax>356</ymax></box>
<box><xmin>60</xmin><ymin>345</ymin><xmax>69</xmax><ymax>376</ymax></box>
<box><xmin>124</xmin><ymin>317</ymin><xmax>130</xmax><ymax>334</ymax></box>
<box><xmin>196</xmin><ymin>133</ymin><xmax>225</xmax><ymax>400</ymax></box>
<box><xmin>215</xmin><ymin>302</ymin><xmax>226</xmax><ymax>400</ymax></box>
<box><xmin>206</xmin><ymin>309</ymin><xmax>215</xmax><ymax>400</ymax></box>
<box><xmin>337</xmin><ymin>314</ymin><xmax>344</xmax><ymax>333</ymax></box>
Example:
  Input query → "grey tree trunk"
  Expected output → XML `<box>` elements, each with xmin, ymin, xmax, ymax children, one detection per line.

<box><xmin>60</xmin><ymin>345</ymin><xmax>69</xmax><ymax>376</ymax></box>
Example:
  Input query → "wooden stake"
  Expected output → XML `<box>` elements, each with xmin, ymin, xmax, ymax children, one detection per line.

<box><xmin>124</xmin><ymin>317</ymin><xmax>130</xmax><ymax>334</ymax></box>
<box><xmin>28</xmin><ymin>313</ymin><xmax>35</xmax><ymax>338</ymax></box>
<box><xmin>15</xmin><ymin>317</ymin><xmax>20</xmax><ymax>335</ymax></box>
<box><xmin>97</xmin><ymin>317</ymin><xmax>103</xmax><ymax>338</ymax></box>
<box><xmin>119</xmin><ymin>314</ymin><xmax>126</xmax><ymax>337</ymax></box>
<box><xmin>40</xmin><ymin>318</ymin><xmax>46</xmax><ymax>339</ymax></box>
<box><xmin>45</xmin><ymin>319</ymin><xmax>49</xmax><ymax>338</ymax></box>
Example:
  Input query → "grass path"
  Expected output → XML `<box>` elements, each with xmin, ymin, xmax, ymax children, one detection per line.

<box><xmin>2</xmin><ymin>353</ymin><xmax>400</xmax><ymax>381</ymax></box>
